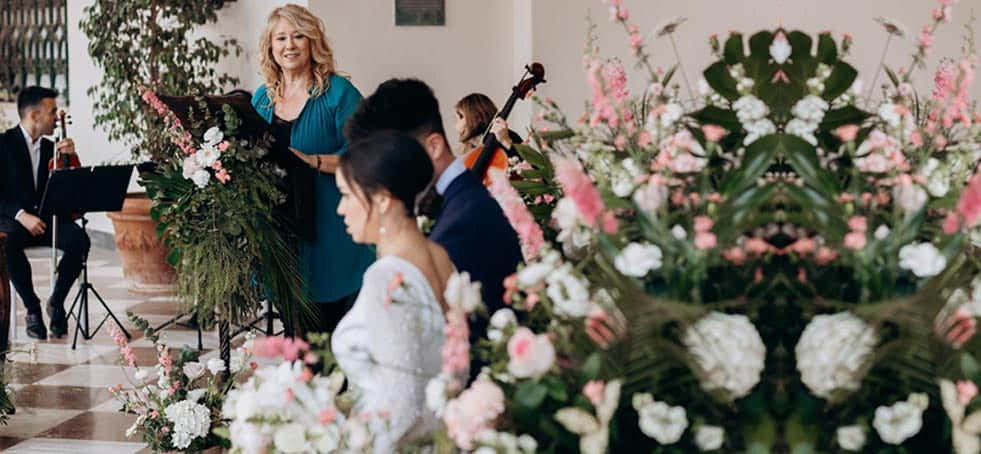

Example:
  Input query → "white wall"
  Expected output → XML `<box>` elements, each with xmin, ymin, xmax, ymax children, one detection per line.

<box><xmin>530</xmin><ymin>0</ymin><xmax>980</xmax><ymax>124</ymax></box>
<box><xmin>309</xmin><ymin>0</ymin><xmax>520</xmax><ymax>151</ymax></box>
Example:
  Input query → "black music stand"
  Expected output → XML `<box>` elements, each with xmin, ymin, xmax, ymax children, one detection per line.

<box><xmin>40</xmin><ymin>164</ymin><xmax>134</xmax><ymax>349</ymax></box>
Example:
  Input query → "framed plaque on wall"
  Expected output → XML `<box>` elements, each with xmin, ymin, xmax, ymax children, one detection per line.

<box><xmin>395</xmin><ymin>0</ymin><xmax>445</xmax><ymax>26</ymax></box>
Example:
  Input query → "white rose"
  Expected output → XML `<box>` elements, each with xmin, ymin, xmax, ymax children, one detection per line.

<box><xmin>183</xmin><ymin>362</ymin><xmax>205</xmax><ymax>381</ymax></box>
<box><xmin>507</xmin><ymin>327</ymin><xmax>556</xmax><ymax>379</ymax></box>
<box><xmin>206</xmin><ymin>358</ymin><xmax>225</xmax><ymax>376</ymax></box>
<box><xmin>695</xmin><ymin>425</ymin><xmax>725</xmax><ymax>451</ymax></box>
<box><xmin>837</xmin><ymin>425</ymin><xmax>866</xmax><ymax>451</ymax></box>
<box><xmin>614</xmin><ymin>242</ymin><xmax>663</xmax><ymax>277</ymax></box>
<box><xmin>672</xmin><ymin>225</ymin><xmax>687</xmax><ymax>240</ymax></box>
<box><xmin>444</xmin><ymin>271</ymin><xmax>483</xmax><ymax>313</ymax></box>
<box><xmin>490</xmin><ymin>308</ymin><xmax>518</xmax><ymax>329</ymax></box>
<box><xmin>898</xmin><ymin>242</ymin><xmax>947</xmax><ymax>277</ymax></box>
<box><xmin>203</xmin><ymin>126</ymin><xmax>224</xmax><ymax>146</ymax></box>
<box><xmin>874</xmin><ymin>399</ymin><xmax>925</xmax><ymax>444</ymax></box>
<box><xmin>273</xmin><ymin>423</ymin><xmax>307</xmax><ymax>453</ymax></box>
<box><xmin>517</xmin><ymin>262</ymin><xmax>553</xmax><ymax>289</ymax></box>
<box><xmin>195</xmin><ymin>144</ymin><xmax>220</xmax><ymax>168</ymax></box>
<box><xmin>191</xmin><ymin>169</ymin><xmax>211</xmax><ymax>188</ymax></box>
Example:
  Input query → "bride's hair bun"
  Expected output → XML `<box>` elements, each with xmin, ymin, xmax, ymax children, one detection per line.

<box><xmin>341</xmin><ymin>130</ymin><xmax>434</xmax><ymax>215</ymax></box>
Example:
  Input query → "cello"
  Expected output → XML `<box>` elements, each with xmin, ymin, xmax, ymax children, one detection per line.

<box><xmin>463</xmin><ymin>63</ymin><xmax>546</xmax><ymax>186</ymax></box>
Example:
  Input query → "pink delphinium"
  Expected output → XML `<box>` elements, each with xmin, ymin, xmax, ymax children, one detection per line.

<box><xmin>443</xmin><ymin>379</ymin><xmax>506</xmax><ymax>450</ymax></box>
<box><xmin>111</xmin><ymin>325</ymin><xmax>137</xmax><ymax>368</ymax></box>
<box><xmin>490</xmin><ymin>172</ymin><xmax>545</xmax><ymax>259</ymax></box>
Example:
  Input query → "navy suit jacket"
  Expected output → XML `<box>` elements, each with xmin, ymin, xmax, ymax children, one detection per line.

<box><xmin>429</xmin><ymin>169</ymin><xmax>523</xmax><ymax>316</ymax></box>
<box><xmin>0</xmin><ymin>126</ymin><xmax>54</xmax><ymax>232</ymax></box>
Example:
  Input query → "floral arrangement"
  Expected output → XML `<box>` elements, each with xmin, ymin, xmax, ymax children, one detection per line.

<box><xmin>0</xmin><ymin>343</ymin><xmax>38</xmax><ymax>426</ymax></box>
<box><xmin>431</xmin><ymin>0</ymin><xmax>981</xmax><ymax>451</ymax></box>
<box><xmin>222</xmin><ymin>333</ymin><xmax>380</xmax><ymax>453</ymax></box>
<box><xmin>140</xmin><ymin>91</ymin><xmax>309</xmax><ymax>328</ymax></box>
<box><xmin>108</xmin><ymin>313</ymin><xmax>251</xmax><ymax>452</ymax></box>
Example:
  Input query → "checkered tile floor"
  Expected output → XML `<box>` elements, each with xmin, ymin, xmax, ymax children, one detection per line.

<box><xmin>2</xmin><ymin>248</ymin><xmax>226</xmax><ymax>453</ymax></box>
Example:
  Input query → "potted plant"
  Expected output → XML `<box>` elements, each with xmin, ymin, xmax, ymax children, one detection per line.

<box><xmin>81</xmin><ymin>0</ymin><xmax>241</xmax><ymax>293</ymax></box>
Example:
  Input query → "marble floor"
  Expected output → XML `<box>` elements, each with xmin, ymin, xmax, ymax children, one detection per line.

<box><xmin>1</xmin><ymin>248</ymin><xmax>234</xmax><ymax>453</ymax></box>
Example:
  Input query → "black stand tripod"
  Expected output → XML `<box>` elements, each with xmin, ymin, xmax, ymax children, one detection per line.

<box><xmin>68</xmin><ymin>217</ymin><xmax>131</xmax><ymax>349</ymax></box>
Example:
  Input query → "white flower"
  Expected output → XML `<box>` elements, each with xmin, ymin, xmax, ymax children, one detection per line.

<box><xmin>769</xmin><ymin>33</ymin><xmax>792</xmax><ymax>64</ymax></box>
<box><xmin>195</xmin><ymin>144</ymin><xmax>220</xmax><ymax>168</ymax></box>
<box><xmin>134</xmin><ymin>369</ymin><xmax>149</xmax><ymax>381</ymax></box>
<box><xmin>898</xmin><ymin>242</ymin><xmax>947</xmax><ymax>278</ymax></box>
<box><xmin>660</xmin><ymin>103</ymin><xmax>683</xmax><ymax>128</ymax></box>
<box><xmin>444</xmin><ymin>271</ymin><xmax>483</xmax><ymax>313</ymax></box>
<box><xmin>230</xmin><ymin>420</ymin><xmax>268</xmax><ymax>454</ymax></box>
<box><xmin>837</xmin><ymin>425</ymin><xmax>867</xmax><ymax>451</ymax></box>
<box><xmin>507</xmin><ymin>327</ymin><xmax>556</xmax><ymax>379</ymax></box>
<box><xmin>614</xmin><ymin>242</ymin><xmax>663</xmax><ymax>277</ymax></box>
<box><xmin>874</xmin><ymin>397</ymin><xmax>925</xmax><ymax>444</ymax></box>
<box><xmin>274</xmin><ymin>423</ymin><xmax>307</xmax><ymax>453</ymax></box>
<box><xmin>206</xmin><ymin>358</ymin><xmax>225</xmax><ymax>376</ymax></box>
<box><xmin>683</xmin><ymin>312</ymin><xmax>766</xmax><ymax>399</ymax></box>
<box><xmin>892</xmin><ymin>182</ymin><xmax>928</xmax><ymax>213</ymax></box>
<box><xmin>672</xmin><ymin>224</ymin><xmax>687</xmax><ymax>240</ymax></box>
<box><xmin>426</xmin><ymin>374</ymin><xmax>449</xmax><ymax>416</ymax></box>
<box><xmin>611</xmin><ymin>167</ymin><xmax>635</xmax><ymax>198</ymax></box>
<box><xmin>697</xmin><ymin>78</ymin><xmax>712</xmax><ymax>96</ymax></box>
<box><xmin>874</xmin><ymin>17</ymin><xmax>908</xmax><ymax>38</ymax></box>
<box><xmin>552</xmin><ymin>197</ymin><xmax>581</xmax><ymax>231</ymax></box>
<box><xmin>191</xmin><ymin>169</ymin><xmax>211</xmax><ymax>188</ymax></box>
<box><xmin>182</xmin><ymin>362</ymin><xmax>205</xmax><ymax>381</ymax></box>
<box><xmin>344</xmin><ymin>419</ymin><xmax>371</xmax><ymax>451</ymax></box>
<box><xmin>786</xmin><ymin>119</ymin><xmax>819</xmax><ymax>145</ymax></box>
<box><xmin>182</xmin><ymin>155</ymin><xmax>202</xmax><ymax>180</ymax></box>
<box><xmin>874</xmin><ymin>225</ymin><xmax>891</xmax><ymax>240</ymax></box>
<box><xmin>795</xmin><ymin>311</ymin><xmax>878</xmax><ymax>399</ymax></box>
<box><xmin>490</xmin><ymin>308</ymin><xmax>518</xmax><ymax>329</ymax></box>
<box><xmin>186</xmin><ymin>388</ymin><xmax>207</xmax><ymax>403</ymax></box>
<box><xmin>313</xmin><ymin>425</ymin><xmax>341</xmax><ymax>453</ymax></box>
<box><xmin>517</xmin><ymin>261</ymin><xmax>554</xmax><ymax>288</ymax></box>
<box><xmin>919</xmin><ymin>158</ymin><xmax>951</xmax><ymax>197</ymax></box>
<box><xmin>633</xmin><ymin>182</ymin><xmax>668</xmax><ymax>213</ymax></box>
<box><xmin>203</xmin><ymin>126</ymin><xmax>224</xmax><ymax>146</ymax></box>
<box><xmin>743</xmin><ymin>118</ymin><xmax>777</xmax><ymax>145</ymax></box>
<box><xmin>734</xmin><ymin>95</ymin><xmax>769</xmax><ymax>123</ymax></box>
<box><xmin>792</xmin><ymin>95</ymin><xmax>830</xmax><ymax>122</ymax></box>
<box><xmin>545</xmin><ymin>264</ymin><xmax>593</xmax><ymax>318</ymax></box>
<box><xmin>518</xmin><ymin>434</ymin><xmax>538</xmax><ymax>452</ymax></box>
<box><xmin>633</xmin><ymin>395</ymin><xmax>688</xmax><ymax>444</ymax></box>
<box><xmin>940</xmin><ymin>379</ymin><xmax>981</xmax><ymax>454</ymax></box>
<box><xmin>695</xmin><ymin>425</ymin><xmax>725</xmax><ymax>451</ymax></box>
<box><xmin>878</xmin><ymin>103</ymin><xmax>902</xmax><ymax>128</ymax></box>
<box><xmin>164</xmin><ymin>400</ymin><xmax>212</xmax><ymax>450</ymax></box>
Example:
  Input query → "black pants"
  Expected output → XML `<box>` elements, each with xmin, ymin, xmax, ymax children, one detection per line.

<box><xmin>2</xmin><ymin>221</ymin><xmax>90</xmax><ymax>315</ymax></box>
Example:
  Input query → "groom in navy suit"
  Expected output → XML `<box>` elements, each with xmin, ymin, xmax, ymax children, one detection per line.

<box><xmin>345</xmin><ymin>78</ymin><xmax>523</xmax><ymax>330</ymax></box>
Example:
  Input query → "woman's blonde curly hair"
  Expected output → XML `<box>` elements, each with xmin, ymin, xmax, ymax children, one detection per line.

<box><xmin>258</xmin><ymin>4</ymin><xmax>337</xmax><ymax>104</ymax></box>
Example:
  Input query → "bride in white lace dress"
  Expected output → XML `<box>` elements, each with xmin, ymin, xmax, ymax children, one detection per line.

<box><xmin>331</xmin><ymin>131</ymin><xmax>455</xmax><ymax>452</ymax></box>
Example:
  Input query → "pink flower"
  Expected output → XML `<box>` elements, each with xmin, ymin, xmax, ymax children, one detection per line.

<box><xmin>111</xmin><ymin>325</ymin><xmax>137</xmax><ymax>367</ymax></box>
<box><xmin>958</xmin><ymin>380</ymin><xmax>979</xmax><ymax>405</ymax></box>
<box><xmin>694</xmin><ymin>232</ymin><xmax>717</xmax><ymax>250</ymax></box>
<box><xmin>944</xmin><ymin>211</ymin><xmax>962</xmax><ymax>234</ymax></box>
<box><xmin>555</xmin><ymin>157</ymin><xmax>607</xmax><ymax>227</ymax></box>
<box><xmin>833</xmin><ymin>124</ymin><xmax>859</xmax><ymax>142</ymax></box>
<box><xmin>441</xmin><ymin>310</ymin><xmax>471</xmax><ymax>388</ymax></box>
<box><xmin>722</xmin><ymin>247</ymin><xmax>747</xmax><ymax>265</ymax></box>
<box><xmin>638</xmin><ymin>130</ymin><xmax>653</xmax><ymax>147</ymax></box>
<box><xmin>582</xmin><ymin>380</ymin><xmax>606</xmax><ymax>407</ymax></box>
<box><xmin>443</xmin><ymin>380</ymin><xmax>506</xmax><ymax>450</ymax></box>
<box><xmin>693</xmin><ymin>216</ymin><xmax>714</xmax><ymax>233</ymax></box>
<box><xmin>701</xmin><ymin>124</ymin><xmax>728</xmax><ymax>142</ymax></box>
<box><xmin>789</xmin><ymin>238</ymin><xmax>817</xmax><ymax>255</ymax></box>
<box><xmin>503</xmin><ymin>274</ymin><xmax>517</xmax><ymax>305</ymax></box>
<box><xmin>585</xmin><ymin>307</ymin><xmax>621</xmax><ymax>348</ymax></box>
<box><xmin>848</xmin><ymin>216</ymin><xmax>868</xmax><ymax>232</ymax></box>
<box><xmin>319</xmin><ymin>408</ymin><xmax>337</xmax><ymax>425</ymax></box>
<box><xmin>385</xmin><ymin>272</ymin><xmax>405</xmax><ymax>307</ymax></box>
<box><xmin>602</xmin><ymin>212</ymin><xmax>619</xmax><ymax>234</ymax></box>
<box><xmin>745</xmin><ymin>237</ymin><xmax>772</xmax><ymax>255</ymax></box>
<box><xmin>507</xmin><ymin>327</ymin><xmax>555</xmax><ymax>379</ymax></box>
<box><xmin>814</xmin><ymin>247</ymin><xmax>838</xmax><ymax>265</ymax></box>
<box><xmin>938</xmin><ymin>307</ymin><xmax>977</xmax><ymax>349</ymax></box>
<box><xmin>843</xmin><ymin>231</ymin><xmax>867</xmax><ymax>250</ymax></box>
<box><xmin>490</xmin><ymin>172</ymin><xmax>545</xmax><ymax>259</ymax></box>
<box><xmin>215</xmin><ymin>168</ymin><xmax>230</xmax><ymax>184</ymax></box>
<box><xmin>218</xmin><ymin>140</ymin><xmax>230</xmax><ymax>151</ymax></box>
<box><xmin>956</xmin><ymin>172</ymin><xmax>981</xmax><ymax>228</ymax></box>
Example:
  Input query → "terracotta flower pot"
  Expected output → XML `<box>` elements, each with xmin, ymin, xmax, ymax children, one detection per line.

<box><xmin>107</xmin><ymin>193</ymin><xmax>177</xmax><ymax>294</ymax></box>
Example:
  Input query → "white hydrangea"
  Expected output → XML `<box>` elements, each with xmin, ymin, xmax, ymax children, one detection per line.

<box><xmin>873</xmin><ymin>394</ymin><xmax>928</xmax><ymax>445</ymax></box>
<box><xmin>632</xmin><ymin>393</ymin><xmax>688</xmax><ymax>444</ymax></box>
<box><xmin>898</xmin><ymin>242</ymin><xmax>947</xmax><ymax>278</ymax></box>
<box><xmin>769</xmin><ymin>34</ymin><xmax>792</xmax><ymax>64</ymax></box>
<box><xmin>164</xmin><ymin>400</ymin><xmax>212</xmax><ymax>449</ymax></box>
<box><xmin>682</xmin><ymin>312</ymin><xmax>766</xmax><ymax>399</ymax></box>
<box><xmin>795</xmin><ymin>311</ymin><xmax>879</xmax><ymax>399</ymax></box>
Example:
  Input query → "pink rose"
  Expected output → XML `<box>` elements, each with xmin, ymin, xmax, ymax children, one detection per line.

<box><xmin>218</xmin><ymin>140</ymin><xmax>230</xmax><ymax>151</ymax></box>
<box><xmin>444</xmin><ymin>380</ymin><xmax>506</xmax><ymax>450</ymax></box>
<box><xmin>843</xmin><ymin>231</ymin><xmax>866</xmax><ymax>250</ymax></box>
<box><xmin>693</xmin><ymin>216</ymin><xmax>714</xmax><ymax>233</ymax></box>
<box><xmin>848</xmin><ymin>216</ymin><xmax>868</xmax><ymax>232</ymax></box>
<box><xmin>958</xmin><ymin>380</ymin><xmax>979</xmax><ymax>405</ymax></box>
<box><xmin>723</xmin><ymin>247</ymin><xmax>747</xmax><ymax>265</ymax></box>
<box><xmin>507</xmin><ymin>327</ymin><xmax>555</xmax><ymax>379</ymax></box>
<box><xmin>582</xmin><ymin>380</ymin><xmax>605</xmax><ymax>407</ymax></box>
<box><xmin>944</xmin><ymin>212</ymin><xmax>962</xmax><ymax>234</ymax></box>
<box><xmin>694</xmin><ymin>232</ymin><xmax>717</xmax><ymax>250</ymax></box>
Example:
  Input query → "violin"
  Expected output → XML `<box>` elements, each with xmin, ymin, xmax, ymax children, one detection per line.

<box><xmin>463</xmin><ymin>63</ymin><xmax>546</xmax><ymax>186</ymax></box>
<box><xmin>48</xmin><ymin>109</ymin><xmax>80</xmax><ymax>171</ymax></box>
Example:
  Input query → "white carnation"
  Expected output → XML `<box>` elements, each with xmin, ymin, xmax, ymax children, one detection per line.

<box><xmin>206</xmin><ymin>358</ymin><xmax>225</xmax><ymax>376</ymax></box>
<box><xmin>182</xmin><ymin>361</ymin><xmax>205</xmax><ymax>381</ymax></box>
<box><xmin>545</xmin><ymin>265</ymin><xmax>593</xmax><ymax>318</ymax></box>
<box><xmin>614</xmin><ymin>242</ymin><xmax>663</xmax><ymax>277</ymax></box>
<box><xmin>633</xmin><ymin>394</ymin><xmax>688</xmax><ymax>444</ymax></box>
<box><xmin>874</xmin><ymin>397</ymin><xmax>925</xmax><ymax>445</ymax></box>
<box><xmin>182</xmin><ymin>155</ymin><xmax>202</xmax><ymax>180</ymax></box>
<box><xmin>898</xmin><ymin>242</ymin><xmax>947</xmax><ymax>278</ymax></box>
<box><xmin>164</xmin><ymin>400</ymin><xmax>212</xmax><ymax>450</ymax></box>
<box><xmin>683</xmin><ymin>312</ymin><xmax>766</xmax><ymax>399</ymax></box>
<box><xmin>795</xmin><ymin>311</ymin><xmax>878</xmax><ymax>399</ymax></box>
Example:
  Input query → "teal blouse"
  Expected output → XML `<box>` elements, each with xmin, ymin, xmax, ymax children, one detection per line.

<box><xmin>252</xmin><ymin>75</ymin><xmax>374</xmax><ymax>302</ymax></box>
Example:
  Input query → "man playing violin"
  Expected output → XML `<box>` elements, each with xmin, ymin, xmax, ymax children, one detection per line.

<box><xmin>0</xmin><ymin>86</ymin><xmax>89</xmax><ymax>340</ymax></box>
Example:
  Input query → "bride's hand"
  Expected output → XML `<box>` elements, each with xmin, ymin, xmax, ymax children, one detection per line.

<box><xmin>290</xmin><ymin>147</ymin><xmax>316</xmax><ymax>167</ymax></box>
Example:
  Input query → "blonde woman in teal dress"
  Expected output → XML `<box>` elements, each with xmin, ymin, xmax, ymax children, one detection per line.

<box><xmin>252</xmin><ymin>4</ymin><xmax>373</xmax><ymax>332</ymax></box>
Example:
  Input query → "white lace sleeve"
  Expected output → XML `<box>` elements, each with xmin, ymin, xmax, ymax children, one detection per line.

<box><xmin>333</xmin><ymin>260</ymin><xmax>445</xmax><ymax>453</ymax></box>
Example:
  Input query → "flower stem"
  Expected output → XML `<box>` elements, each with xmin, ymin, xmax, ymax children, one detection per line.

<box><xmin>669</xmin><ymin>32</ymin><xmax>697</xmax><ymax>105</ymax></box>
<box><xmin>865</xmin><ymin>34</ymin><xmax>893</xmax><ymax>106</ymax></box>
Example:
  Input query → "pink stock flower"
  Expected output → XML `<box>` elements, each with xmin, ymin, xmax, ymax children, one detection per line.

<box><xmin>723</xmin><ymin>247</ymin><xmax>747</xmax><ymax>265</ymax></box>
<box><xmin>958</xmin><ymin>380</ymin><xmax>979</xmax><ymax>405</ymax></box>
<box><xmin>638</xmin><ymin>130</ymin><xmax>653</xmax><ymax>147</ymax></box>
<box><xmin>797</xmin><ymin>268</ymin><xmax>807</xmax><ymax>284</ymax></box>
<box><xmin>555</xmin><ymin>157</ymin><xmax>607</xmax><ymax>227</ymax></box>
<box><xmin>111</xmin><ymin>325</ymin><xmax>137</xmax><ymax>367</ymax></box>
<box><xmin>814</xmin><ymin>247</ymin><xmax>838</xmax><ymax>265</ymax></box>
<box><xmin>442</xmin><ymin>310</ymin><xmax>471</xmax><ymax>390</ymax></box>
<box><xmin>848</xmin><ymin>216</ymin><xmax>868</xmax><ymax>232</ymax></box>
<box><xmin>701</xmin><ymin>124</ymin><xmax>728</xmax><ymax>142</ymax></box>
<box><xmin>956</xmin><ymin>173</ymin><xmax>981</xmax><ymax>228</ymax></box>
<box><xmin>694</xmin><ymin>232</ymin><xmax>718</xmax><ymax>250</ymax></box>
<box><xmin>583</xmin><ymin>380</ymin><xmax>606</xmax><ymax>407</ymax></box>
<box><xmin>602</xmin><ymin>212</ymin><xmax>619</xmax><ymax>234</ymax></box>
<box><xmin>503</xmin><ymin>274</ymin><xmax>518</xmax><ymax>305</ymax></box>
<box><xmin>158</xmin><ymin>345</ymin><xmax>173</xmax><ymax>378</ymax></box>
<box><xmin>490</xmin><ymin>173</ymin><xmax>545</xmax><ymax>259</ymax></box>
<box><xmin>444</xmin><ymin>380</ymin><xmax>506</xmax><ymax>450</ymax></box>
<box><xmin>250</xmin><ymin>336</ymin><xmax>310</xmax><ymax>361</ymax></box>
<box><xmin>843</xmin><ymin>231</ymin><xmax>867</xmax><ymax>250</ymax></box>
<box><xmin>833</xmin><ymin>124</ymin><xmax>860</xmax><ymax>142</ymax></box>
